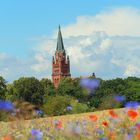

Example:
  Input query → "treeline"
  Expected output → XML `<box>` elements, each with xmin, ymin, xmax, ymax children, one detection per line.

<box><xmin>0</xmin><ymin>76</ymin><xmax>140</xmax><ymax>120</ymax></box>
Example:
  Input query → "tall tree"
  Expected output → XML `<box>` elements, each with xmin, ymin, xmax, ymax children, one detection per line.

<box><xmin>7</xmin><ymin>77</ymin><xmax>44</xmax><ymax>105</ymax></box>
<box><xmin>0</xmin><ymin>76</ymin><xmax>7</xmax><ymax>99</ymax></box>
<box><xmin>57</xmin><ymin>77</ymin><xmax>88</xmax><ymax>102</ymax></box>
<box><xmin>40</xmin><ymin>78</ymin><xmax>55</xmax><ymax>103</ymax></box>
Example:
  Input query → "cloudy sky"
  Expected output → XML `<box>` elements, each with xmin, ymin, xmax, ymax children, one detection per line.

<box><xmin>0</xmin><ymin>0</ymin><xmax>140</xmax><ymax>82</ymax></box>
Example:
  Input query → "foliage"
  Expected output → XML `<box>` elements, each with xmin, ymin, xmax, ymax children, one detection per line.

<box><xmin>0</xmin><ymin>111</ymin><xmax>8</xmax><ymax>121</ymax></box>
<box><xmin>6</xmin><ymin>77</ymin><xmax>44</xmax><ymax>106</ymax></box>
<box><xmin>1</xmin><ymin>76</ymin><xmax>140</xmax><ymax>120</ymax></box>
<box><xmin>42</xmin><ymin>95</ymin><xmax>71</xmax><ymax>116</ymax></box>
<box><xmin>57</xmin><ymin>77</ymin><xmax>89</xmax><ymax>103</ymax></box>
<box><xmin>89</xmin><ymin>77</ymin><xmax>140</xmax><ymax>110</ymax></box>
<box><xmin>0</xmin><ymin>76</ymin><xmax>7</xmax><ymax>100</ymax></box>
<box><xmin>69</xmin><ymin>99</ymin><xmax>89</xmax><ymax>114</ymax></box>
<box><xmin>40</xmin><ymin>78</ymin><xmax>55</xmax><ymax>103</ymax></box>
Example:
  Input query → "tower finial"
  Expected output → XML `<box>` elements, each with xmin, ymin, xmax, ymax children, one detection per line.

<box><xmin>59</xmin><ymin>25</ymin><xmax>61</xmax><ymax>30</ymax></box>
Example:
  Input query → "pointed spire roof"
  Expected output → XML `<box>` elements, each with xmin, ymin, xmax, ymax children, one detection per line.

<box><xmin>56</xmin><ymin>26</ymin><xmax>65</xmax><ymax>52</ymax></box>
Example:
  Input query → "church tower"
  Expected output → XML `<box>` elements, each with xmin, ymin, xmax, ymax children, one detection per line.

<box><xmin>52</xmin><ymin>26</ymin><xmax>71</xmax><ymax>87</ymax></box>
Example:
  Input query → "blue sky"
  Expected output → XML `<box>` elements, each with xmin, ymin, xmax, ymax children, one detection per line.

<box><xmin>0</xmin><ymin>0</ymin><xmax>140</xmax><ymax>81</ymax></box>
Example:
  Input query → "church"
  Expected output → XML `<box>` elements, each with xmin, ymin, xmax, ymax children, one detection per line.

<box><xmin>52</xmin><ymin>26</ymin><xmax>71</xmax><ymax>87</ymax></box>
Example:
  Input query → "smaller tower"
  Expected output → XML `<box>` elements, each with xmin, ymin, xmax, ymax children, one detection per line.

<box><xmin>52</xmin><ymin>26</ymin><xmax>71</xmax><ymax>87</ymax></box>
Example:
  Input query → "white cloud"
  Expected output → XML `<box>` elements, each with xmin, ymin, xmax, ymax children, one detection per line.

<box><xmin>30</xmin><ymin>53</ymin><xmax>50</xmax><ymax>72</ymax></box>
<box><xmin>33</xmin><ymin>7</ymin><xmax>140</xmax><ymax>79</ymax></box>
<box><xmin>0</xmin><ymin>53</ymin><xmax>7</xmax><ymax>61</ymax></box>
<box><xmin>1</xmin><ymin>7</ymin><xmax>140</xmax><ymax>81</ymax></box>
<box><xmin>58</xmin><ymin>7</ymin><xmax>140</xmax><ymax>37</ymax></box>
<box><xmin>124</xmin><ymin>65</ymin><xmax>140</xmax><ymax>76</ymax></box>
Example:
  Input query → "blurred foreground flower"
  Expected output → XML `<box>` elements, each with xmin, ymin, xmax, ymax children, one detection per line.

<box><xmin>55</xmin><ymin>120</ymin><xmax>62</xmax><ymax>130</ymax></box>
<box><xmin>109</xmin><ymin>110</ymin><xmax>118</xmax><ymax>118</ymax></box>
<box><xmin>96</xmin><ymin>129</ymin><xmax>104</xmax><ymax>134</ymax></box>
<box><xmin>0</xmin><ymin>100</ymin><xmax>14</xmax><ymax>111</ymax></box>
<box><xmin>31</xmin><ymin>128</ymin><xmax>43</xmax><ymax>140</ymax></box>
<box><xmin>125</xmin><ymin>101</ymin><xmax>139</xmax><ymax>109</ymax></box>
<box><xmin>89</xmin><ymin>114</ymin><xmax>98</xmax><ymax>122</ymax></box>
<box><xmin>127</xmin><ymin>109</ymin><xmax>139</xmax><ymax>119</ymax></box>
<box><xmin>2</xmin><ymin>135</ymin><xmax>12</xmax><ymax>140</ymax></box>
<box><xmin>102</xmin><ymin>121</ymin><xmax>109</xmax><ymax>127</ymax></box>
<box><xmin>66</xmin><ymin>105</ymin><xmax>72</xmax><ymax>111</ymax></box>
<box><xmin>80</xmin><ymin>78</ymin><xmax>100</xmax><ymax>91</ymax></box>
<box><xmin>114</xmin><ymin>95</ymin><xmax>126</xmax><ymax>102</ymax></box>
<box><xmin>35</xmin><ymin>109</ymin><xmax>44</xmax><ymax>117</ymax></box>
<box><xmin>135</xmin><ymin>122</ymin><xmax>140</xmax><ymax>130</ymax></box>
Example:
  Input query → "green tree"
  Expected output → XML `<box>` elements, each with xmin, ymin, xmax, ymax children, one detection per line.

<box><xmin>57</xmin><ymin>77</ymin><xmax>89</xmax><ymax>103</ymax></box>
<box><xmin>124</xmin><ymin>77</ymin><xmax>140</xmax><ymax>101</ymax></box>
<box><xmin>0</xmin><ymin>76</ymin><xmax>7</xmax><ymax>99</ymax></box>
<box><xmin>40</xmin><ymin>78</ymin><xmax>55</xmax><ymax>103</ymax></box>
<box><xmin>69</xmin><ymin>99</ymin><xmax>89</xmax><ymax>114</ymax></box>
<box><xmin>7</xmin><ymin>77</ymin><xmax>44</xmax><ymax>105</ymax></box>
<box><xmin>42</xmin><ymin>95</ymin><xmax>71</xmax><ymax>116</ymax></box>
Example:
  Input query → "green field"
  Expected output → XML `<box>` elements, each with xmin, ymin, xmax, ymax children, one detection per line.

<box><xmin>0</xmin><ymin>107</ymin><xmax>140</xmax><ymax>140</ymax></box>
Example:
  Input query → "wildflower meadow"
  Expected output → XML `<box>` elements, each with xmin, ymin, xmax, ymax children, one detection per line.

<box><xmin>0</xmin><ymin>101</ymin><xmax>140</xmax><ymax>140</ymax></box>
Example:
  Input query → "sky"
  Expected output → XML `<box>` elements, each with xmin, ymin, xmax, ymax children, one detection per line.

<box><xmin>0</xmin><ymin>0</ymin><xmax>140</xmax><ymax>82</ymax></box>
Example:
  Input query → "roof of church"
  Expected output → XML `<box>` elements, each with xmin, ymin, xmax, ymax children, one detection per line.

<box><xmin>56</xmin><ymin>26</ymin><xmax>65</xmax><ymax>52</ymax></box>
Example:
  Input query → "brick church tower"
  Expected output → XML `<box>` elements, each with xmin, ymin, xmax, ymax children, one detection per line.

<box><xmin>52</xmin><ymin>26</ymin><xmax>71</xmax><ymax>87</ymax></box>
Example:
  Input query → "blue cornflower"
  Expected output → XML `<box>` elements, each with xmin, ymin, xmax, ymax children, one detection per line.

<box><xmin>127</xmin><ymin>132</ymin><xmax>133</xmax><ymax>137</ymax></box>
<box><xmin>74</xmin><ymin>124</ymin><xmax>82</xmax><ymax>135</ymax></box>
<box><xmin>125</xmin><ymin>101</ymin><xmax>139</xmax><ymax>109</ymax></box>
<box><xmin>80</xmin><ymin>78</ymin><xmax>100</xmax><ymax>90</ymax></box>
<box><xmin>36</xmin><ymin>109</ymin><xmax>43</xmax><ymax>117</ymax></box>
<box><xmin>114</xmin><ymin>95</ymin><xmax>126</xmax><ymax>102</ymax></box>
<box><xmin>31</xmin><ymin>128</ymin><xmax>43</xmax><ymax>140</ymax></box>
<box><xmin>99</xmin><ymin>138</ymin><xmax>107</xmax><ymax>140</ymax></box>
<box><xmin>96</xmin><ymin>129</ymin><xmax>104</xmax><ymax>134</ymax></box>
<box><xmin>66</xmin><ymin>105</ymin><xmax>72</xmax><ymax>111</ymax></box>
<box><xmin>130</xmin><ymin>125</ymin><xmax>136</xmax><ymax>129</ymax></box>
<box><xmin>0</xmin><ymin>99</ymin><xmax>14</xmax><ymax>111</ymax></box>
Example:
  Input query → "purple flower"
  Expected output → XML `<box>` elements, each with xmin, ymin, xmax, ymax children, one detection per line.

<box><xmin>130</xmin><ymin>125</ymin><xmax>136</xmax><ymax>129</ymax></box>
<box><xmin>114</xmin><ymin>95</ymin><xmax>126</xmax><ymax>102</ymax></box>
<box><xmin>74</xmin><ymin>125</ymin><xmax>82</xmax><ymax>134</ymax></box>
<box><xmin>0</xmin><ymin>100</ymin><xmax>14</xmax><ymax>111</ymax></box>
<box><xmin>36</xmin><ymin>109</ymin><xmax>43</xmax><ymax>116</ymax></box>
<box><xmin>135</xmin><ymin>122</ymin><xmax>140</xmax><ymax>127</ymax></box>
<box><xmin>127</xmin><ymin>132</ymin><xmax>133</xmax><ymax>137</ymax></box>
<box><xmin>66</xmin><ymin>105</ymin><xmax>72</xmax><ymax>111</ymax></box>
<box><xmin>125</xmin><ymin>101</ymin><xmax>139</xmax><ymax>109</ymax></box>
<box><xmin>80</xmin><ymin>78</ymin><xmax>100</xmax><ymax>90</ymax></box>
<box><xmin>96</xmin><ymin>129</ymin><xmax>104</xmax><ymax>134</ymax></box>
<box><xmin>99</xmin><ymin>138</ymin><xmax>107</xmax><ymax>140</ymax></box>
<box><xmin>31</xmin><ymin>128</ymin><xmax>43</xmax><ymax>140</ymax></box>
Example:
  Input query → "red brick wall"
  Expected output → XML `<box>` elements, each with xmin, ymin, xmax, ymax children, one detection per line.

<box><xmin>52</xmin><ymin>51</ymin><xmax>70</xmax><ymax>88</ymax></box>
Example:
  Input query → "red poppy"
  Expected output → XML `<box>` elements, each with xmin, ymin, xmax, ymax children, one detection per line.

<box><xmin>108</xmin><ymin>131</ymin><xmax>115</xmax><ymax>139</ymax></box>
<box><xmin>102</xmin><ymin>121</ymin><xmax>109</xmax><ymax>127</ymax></box>
<box><xmin>136</xmin><ymin>133</ymin><xmax>140</xmax><ymax>139</ymax></box>
<box><xmin>56</xmin><ymin>121</ymin><xmax>62</xmax><ymax>129</ymax></box>
<box><xmin>2</xmin><ymin>135</ymin><xmax>12</xmax><ymax>140</ymax></box>
<box><xmin>89</xmin><ymin>114</ymin><xmax>98</xmax><ymax>122</ymax></box>
<box><xmin>109</xmin><ymin>110</ymin><xmax>118</xmax><ymax>118</ymax></box>
<box><xmin>127</xmin><ymin>109</ymin><xmax>138</xmax><ymax>119</ymax></box>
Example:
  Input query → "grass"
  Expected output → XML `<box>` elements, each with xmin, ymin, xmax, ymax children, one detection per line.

<box><xmin>0</xmin><ymin>107</ymin><xmax>140</xmax><ymax>140</ymax></box>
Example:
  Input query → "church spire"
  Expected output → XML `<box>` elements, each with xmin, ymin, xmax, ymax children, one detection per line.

<box><xmin>56</xmin><ymin>26</ymin><xmax>65</xmax><ymax>52</ymax></box>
